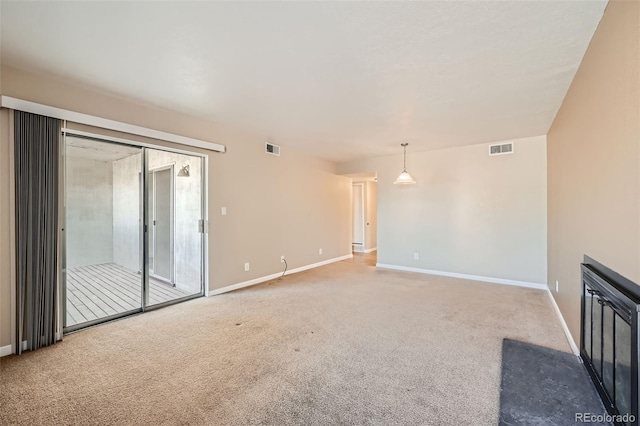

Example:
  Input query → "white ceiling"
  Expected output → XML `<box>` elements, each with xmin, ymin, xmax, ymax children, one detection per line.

<box><xmin>344</xmin><ymin>172</ymin><xmax>378</xmax><ymax>183</ymax></box>
<box><xmin>66</xmin><ymin>136</ymin><xmax>140</xmax><ymax>162</ymax></box>
<box><xmin>1</xmin><ymin>1</ymin><xmax>607</xmax><ymax>162</ymax></box>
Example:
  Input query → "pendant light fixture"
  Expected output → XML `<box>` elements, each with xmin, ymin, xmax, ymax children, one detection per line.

<box><xmin>394</xmin><ymin>143</ymin><xmax>416</xmax><ymax>185</ymax></box>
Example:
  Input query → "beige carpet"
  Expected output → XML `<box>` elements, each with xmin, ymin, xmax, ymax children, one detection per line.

<box><xmin>0</xmin><ymin>253</ymin><xmax>570</xmax><ymax>425</ymax></box>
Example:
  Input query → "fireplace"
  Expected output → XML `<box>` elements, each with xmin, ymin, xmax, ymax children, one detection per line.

<box><xmin>581</xmin><ymin>256</ymin><xmax>639</xmax><ymax>426</ymax></box>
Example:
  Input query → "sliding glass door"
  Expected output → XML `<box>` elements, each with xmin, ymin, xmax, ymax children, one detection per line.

<box><xmin>63</xmin><ymin>135</ymin><xmax>204</xmax><ymax>332</ymax></box>
<box><xmin>145</xmin><ymin>148</ymin><xmax>204</xmax><ymax>308</ymax></box>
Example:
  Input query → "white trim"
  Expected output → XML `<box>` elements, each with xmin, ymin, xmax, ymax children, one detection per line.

<box><xmin>1</xmin><ymin>96</ymin><xmax>225</xmax><ymax>153</ymax></box>
<box><xmin>209</xmin><ymin>254</ymin><xmax>353</xmax><ymax>296</ymax></box>
<box><xmin>375</xmin><ymin>263</ymin><xmax>548</xmax><ymax>290</ymax></box>
<box><xmin>546</xmin><ymin>288</ymin><xmax>580</xmax><ymax>356</ymax></box>
<box><xmin>0</xmin><ymin>340</ymin><xmax>28</xmax><ymax>357</ymax></box>
<box><xmin>63</xmin><ymin>129</ymin><xmax>209</xmax><ymax>158</ymax></box>
<box><xmin>0</xmin><ymin>345</ymin><xmax>12</xmax><ymax>357</ymax></box>
<box><xmin>354</xmin><ymin>246</ymin><xmax>377</xmax><ymax>254</ymax></box>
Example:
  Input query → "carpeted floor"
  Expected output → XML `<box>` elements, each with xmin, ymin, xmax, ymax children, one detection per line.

<box><xmin>499</xmin><ymin>339</ymin><xmax>608</xmax><ymax>426</ymax></box>
<box><xmin>1</xmin><ymin>253</ymin><xmax>571</xmax><ymax>425</ymax></box>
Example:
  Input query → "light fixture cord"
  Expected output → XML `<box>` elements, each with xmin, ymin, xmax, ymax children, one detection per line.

<box><xmin>403</xmin><ymin>144</ymin><xmax>407</xmax><ymax>172</ymax></box>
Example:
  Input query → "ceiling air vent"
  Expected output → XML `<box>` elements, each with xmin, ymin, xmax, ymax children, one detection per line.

<box><xmin>266</xmin><ymin>142</ymin><xmax>281</xmax><ymax>156</ymax></box>
<box><xmin>489</xmin><ymin>142</ymin><xmax>514</xmax><ymax>156</ymax></box>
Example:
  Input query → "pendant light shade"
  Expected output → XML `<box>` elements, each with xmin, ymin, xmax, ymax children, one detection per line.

<box><xmin>394</xmin><ymin>170</ymin><xmax>416</xmax><ymax>184</ymax></box>
<box><xmin>394</xmin><ymin>143</ymin><xmax>416</xmax><ymax>185</ymax></box>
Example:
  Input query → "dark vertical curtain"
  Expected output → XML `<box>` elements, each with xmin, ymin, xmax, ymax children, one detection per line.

<box><xmin>14</xmin><ymin>111</ymin><xmax>60</xmax><ymax>354</ymax></box>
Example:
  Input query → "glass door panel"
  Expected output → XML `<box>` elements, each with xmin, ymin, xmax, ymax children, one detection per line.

<box><xmin>146</xmin><ymin>149</ymin><xmax>204</xmax><ymax>307</ymax></box>
<box><xmin>592</xmin><ymin>295</ymin><xmax>603</xmax><ymax>379</ymax></box>
<box><xmin>584</xmin><ymin>286</ymin><xmax>593</xmax><ymax>360</ymax></box>
<box><xmin>615</xmin><ymin>313</ymin><xmax>632</xmax><ymax>420</ymax></box>
<box><xmin>148</xmin><ymin>172</ymin><xmax>155</xmax><ymax>274</ymax></box>
<box><xmin>63</xmin><ymin>136</ymin><xmax>143</xmax><ymax>330</ymax></box>
<box><xmin>602</xmin><ymin>304</ymin><xmax>615</xmax><ymax>397</ymax></box>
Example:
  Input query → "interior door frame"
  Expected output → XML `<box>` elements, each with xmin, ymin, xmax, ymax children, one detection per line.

<box><xmin>148</xmin><ymin>163</ymin><xmax>175</xmax><ymax>286</ymax></box>
<box><xmin>352</xmin><ymin>182</ymin><xmax>366</xmax><ymax>250</ymax></box>
<box><xmin>60</xmin><ymin>130</ymin><xmax>207</xmax><ymax>334</ymax></box>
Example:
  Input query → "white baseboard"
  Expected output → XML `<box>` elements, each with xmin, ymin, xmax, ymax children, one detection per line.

<box><xmin>353</xmin><ymin>247</ymin><xmax>377</xmax><ymax>254</ymax></box>
<box><xmin>0</xmin><ymin>344</ymin><xmax>13</xmax><ymax>357</ymax></box>
<box><xmin>546</xmin><ymin>288</ymin><xmax>580</xmax><ymax>356</ymax></box>
<box><xmin>0</xmin><ymin>340</ymin><xmax>27</xmax><ymax>357</ymax></box>
<box><xmin>209</xmin><ymin>254</ymin><xmax>354</xmax><ymax>296</ymax></box>
<box><xmin>375</xmin><ymin>263</ymin><xmax>548</xmax><ymax>290</ymax></box>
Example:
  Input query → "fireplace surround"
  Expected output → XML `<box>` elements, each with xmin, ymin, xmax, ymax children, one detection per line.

<box><xmin>581</xmin><ymin>256</ymin><xmax>640</xmax><ymax>426</ymax></box>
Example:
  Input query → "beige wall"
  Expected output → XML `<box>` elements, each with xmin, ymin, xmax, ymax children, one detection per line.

<box><xmin>212</xmin><ymin>136</ymin><xmax>352</xmax><ymax>288</ymax></box>
<box><xmin>547</xmin><ymin>1</ymin><xmax>640</xmax><ymax>345</ymax></box>
<box><xmin>339</xmin><ymin>135</ymin><xmax>548</xmax><ymax>284</ymax></box>
<box><xmin>0</xmin><ymin>66</ymin><xmax>352</xmax><ymax>349</ymax></box>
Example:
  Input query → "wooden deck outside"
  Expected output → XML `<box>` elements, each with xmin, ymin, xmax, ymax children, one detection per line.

<box><xmin>65</xmin><ymin>263</ymin><xmax>192</xmax><ymax>327</ymax></box>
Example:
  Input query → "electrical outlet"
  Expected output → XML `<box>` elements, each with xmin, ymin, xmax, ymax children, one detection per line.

<box><xmin>244</xmin><ymin>263</ymin><xmax>250</xmax><ymax>271</ymax></box>
<box><xmin>555</xmin><ymin>280</ymin><xmax>559</xmax><ymax>292</ymax></box>
<box><xmin>281</xmin><ymin>256</ymin><xmax>285</xmax><ymax>263</ymax></box>
<box><xmin>319</xmin><ymin>248</ymin><xmax>323</xmax><ymax>255</ymax></box>
<box><xmin>221</xmin><ymin>207</ymin><xmax>227</xmax><ymax>215</ymax></box>
<box><xmin>414</xmin><ymin>253</ymin><xmax>419</xmax><ymax>260</ymax></box>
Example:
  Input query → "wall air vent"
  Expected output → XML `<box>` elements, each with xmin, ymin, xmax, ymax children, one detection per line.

<box><xmin>489</xmin><ymin>142</ymin><xmax>514</xmax><ymax>156</ymax></box>
<box><xmin>266</xmin><ymin>142</ymin><xmax>281</xmax><ymax>156</ymax></box>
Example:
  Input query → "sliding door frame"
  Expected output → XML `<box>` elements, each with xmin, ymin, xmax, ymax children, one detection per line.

<box><xmin>61</xmin><ymin>129</ymin><xmax>207</xmax><ymax>334</ymax></box>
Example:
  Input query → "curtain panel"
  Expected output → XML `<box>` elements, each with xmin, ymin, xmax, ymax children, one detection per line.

<box><xmin>14</xmin><ymin>111</ymin><xmax>60</xmax><ymax>354</ymax></box>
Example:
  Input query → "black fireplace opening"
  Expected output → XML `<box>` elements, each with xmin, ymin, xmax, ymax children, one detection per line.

<box><xmin>581</xmin><ymin>256</ymin><xmax>640</xmax><ymax>426</ymax></box>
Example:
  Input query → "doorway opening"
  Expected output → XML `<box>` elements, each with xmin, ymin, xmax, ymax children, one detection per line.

<box><xmin>352</xmin><ymin>182</ymin><xmax>365</xmax><ymax>251</ymax></box>
<box><xmin>344</xmin><ymin>172</ymin><xmax>377</xmax><ymax>257</ymax></box>
<box><xmin>148</xmin><ymin>166</ymin><xmax>174</xmax><ymax>285</ymax></box>
<box><xmin>63</xmin><ymin>135</ymin><xmax>205</xmax><ymax>331</ymax></box>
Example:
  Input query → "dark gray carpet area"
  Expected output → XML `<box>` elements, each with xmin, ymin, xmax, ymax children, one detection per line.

<box><xmin>499</xmin><ymin>339</ymin><xmax>610</xmax><ymax>426</ymax></box>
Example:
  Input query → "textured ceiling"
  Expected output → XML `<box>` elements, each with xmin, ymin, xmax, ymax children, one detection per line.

<box><xmin>66</xmin><ymin>136</ymin><xmax>140</xmax><ymax>162</ymax></box>
<box><xmin>1</xmin><ymin>1</ymin><xmax>607</xmax><ymax>162</ymax></box>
